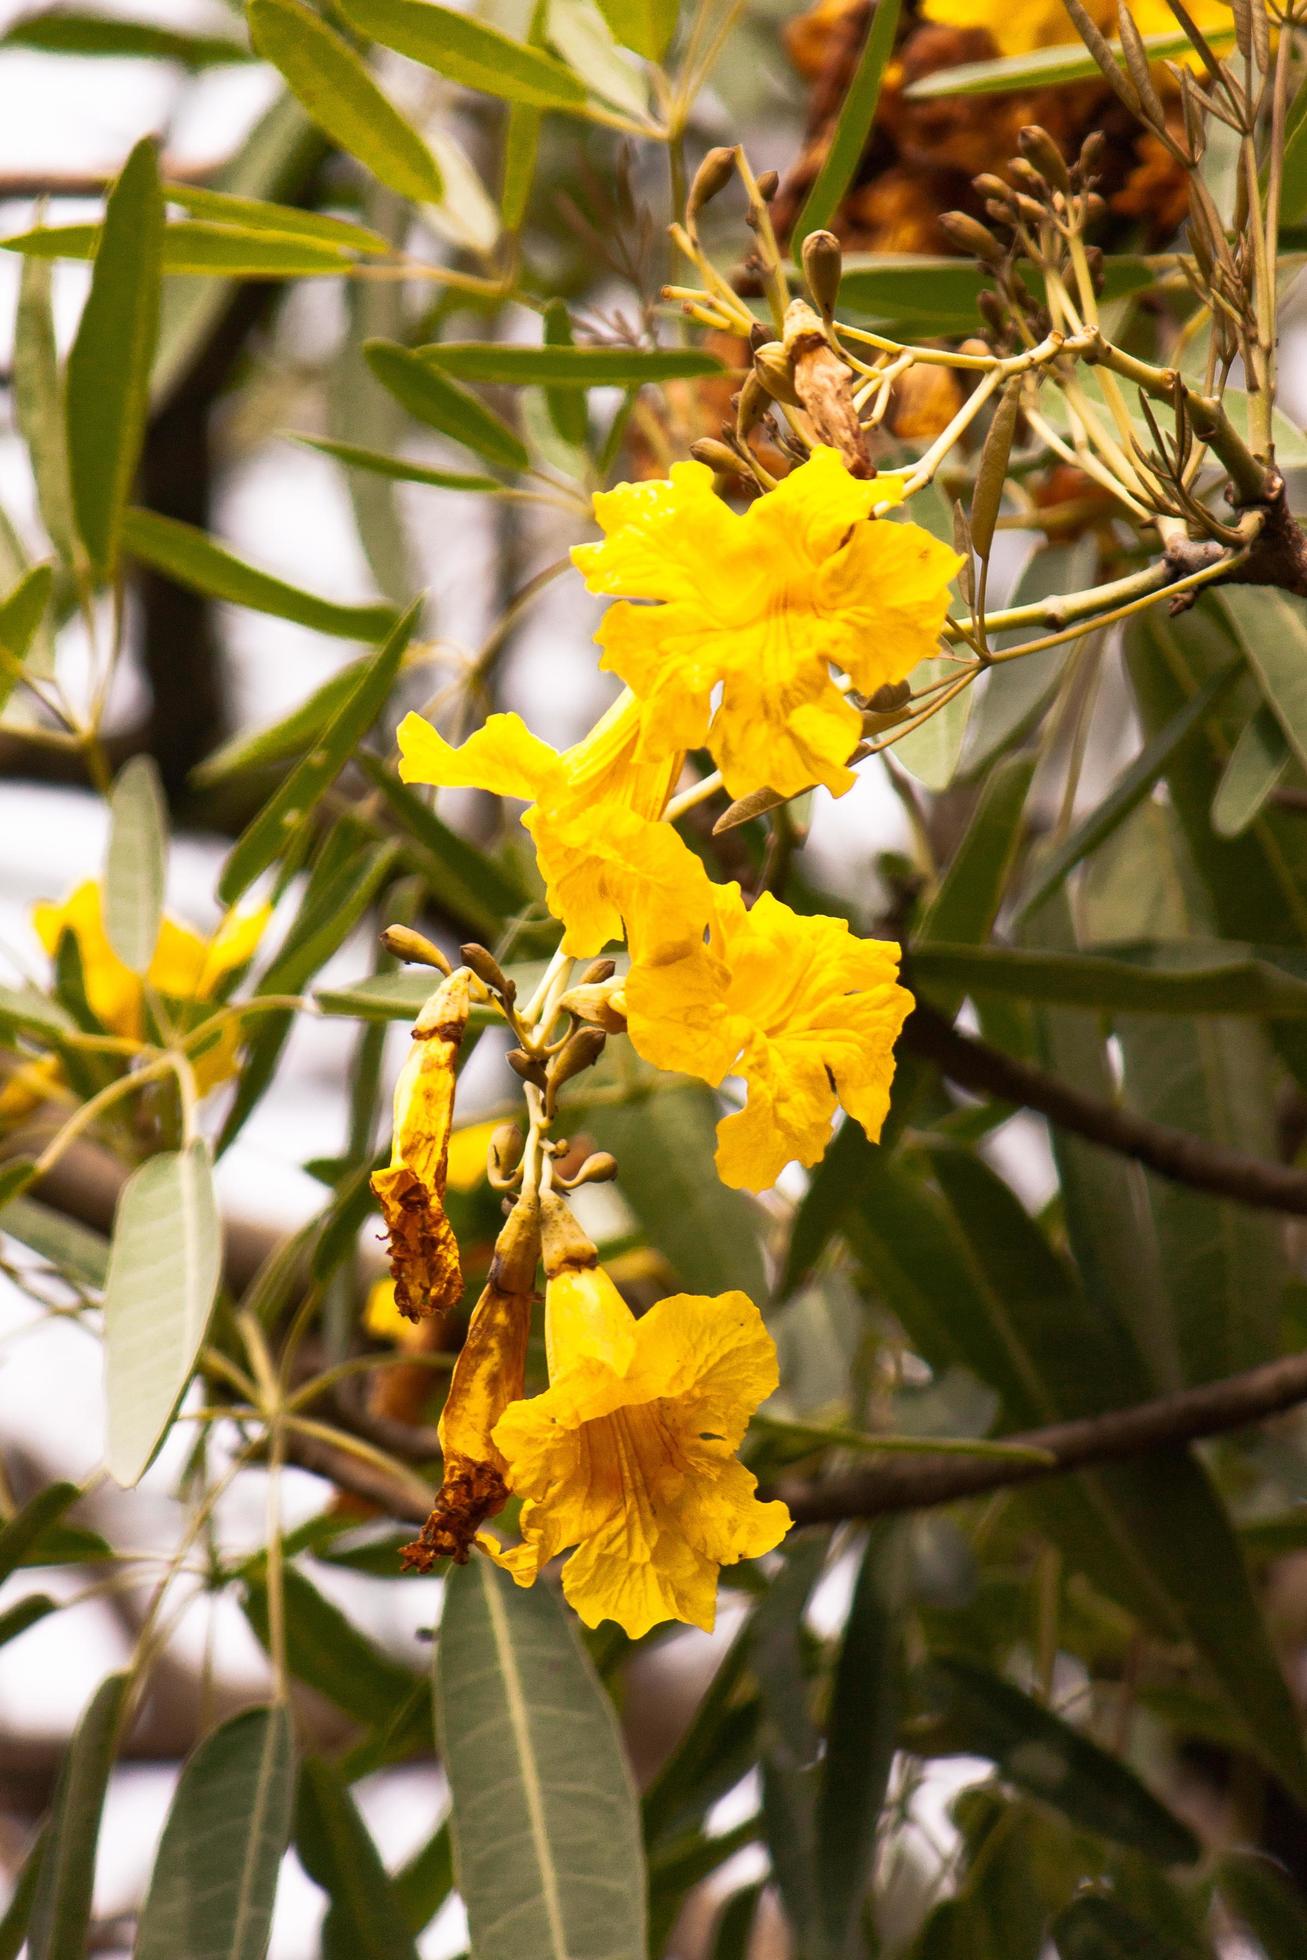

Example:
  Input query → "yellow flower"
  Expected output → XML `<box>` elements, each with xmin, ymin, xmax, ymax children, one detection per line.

<box><xmin>919</xmin><ymin>0</ymin><xmax>1232</xmax><ymax>56</ymax></box>
<box><xmin>371</xmin><ymin>968</ymin><xmax>471</xmax><ymax>1321</ymax></box>
<box><xmin>397</xmin><ymin>689</ymin><xmax>712</xmax><ymax>958</ymax></box>
<box><xmin>572</xmin><ymin>446</ymin><xmax>961</xmax><ymax>803</ymax></box>
<box><xmin>401</xmin><ymin>1196</ymin><xmax>541</xmax><ymax>1571</ymax></box>
<box><xmin>625</xmin><ymin>884</ymin><xmax>912</xmax><ymax>1191</ymax></box>
<box><xmin>485</xmin><ymin>1197</ymin><xmax>790</xmax><ymax>1637</ymax></box>
<box><xmin>31</xmin><ymin>879</ymin><xmax>267</xmax><ymax>1092</ymax></box>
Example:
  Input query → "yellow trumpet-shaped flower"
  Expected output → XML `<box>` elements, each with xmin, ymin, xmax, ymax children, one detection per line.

<box><xmin>371</xmin><ymin>967</ymin><xmax>471</xmax><ymax>1321</ymax></box>
<box><xmin>625</xmin><ymin>885</ymin><xmax>912</xmax><ymax>1191</ymax></box>
<box><xmin>401</xmin><ymin>1196</ymin><xmax>541</xmax><ymax>1571</ymax></box>
<box><xmin>30</xmin><ymin>879</ymin><xmax>267</xmax><ymax>1094</ymax></box>
<box><xmin>485</xmin><ymin>1198</ymin><xmax>790</xmax><ymax>1638</ymax></box>
<box><xmin>572</xmin><ymin>446</ymin><xmax>961</xmax><ymax>804</ymax></box>
<box><xmin>397</xmin><ymin>689</ymin><xmax>712</xmax><ymax>958</ymax></box>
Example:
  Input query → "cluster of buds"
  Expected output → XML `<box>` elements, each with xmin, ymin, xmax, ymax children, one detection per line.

<box><xmin>943</xmin><ymin>125</ymin><xmax>1107</xmax><ymax>350</ymax></box>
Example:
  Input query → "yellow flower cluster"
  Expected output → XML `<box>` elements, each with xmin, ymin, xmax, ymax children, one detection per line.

<box><xmin>382</xmin><ymin>445</ymin><xmax>952</xmax><ymax>1632</ymax></box>
<box><xmin>399</xmin><ymin>446</ymin><xmax>941</xmax><ymax>1192</ymax></box>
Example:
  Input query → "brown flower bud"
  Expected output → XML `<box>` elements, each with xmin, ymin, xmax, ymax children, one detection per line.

<box><xmin>939</xmin><ymin>212</ymin><xmax>1005</xmax><ymax>265</ymax></box>
<box><xmin>690</xmin><ymin>437</ymin><xmax>755</xmax><ymax>480</ymax></box>
<box><xmin>753</xmin><ymin>340</ymin><xmax>801</xmax><ymax>405</ymax></box>
<box><xmin>550</xmin><ymin>1025</ymin><xmax>608</xmax><ymax>1092</ymax></box>
<box><xmin>801</xmin><ymin>229</ymin><xmax>842</xmax><ymax>317</ymax></box>
<box><xmin>564</xmin><ymin>1151</ymin><xmax>619</xmax><ymax>1188</ymax></box>
<box><xmin>687</xmin><ymin>144</ymin><xmax>737</xmax><ymax>223</ymax></box>
<box><xmin>459</xmin><ymin>942</ymin><xmax>515</xmax><ymax>1002</ymax></box>
<box><xmin>579</xmin><ymin>957</ymin><xmax>617</xmax><ymax>985</ymax></box>
<box><xmin>756</xmin><ymin>168</ymin><xmax>779</xmax><ymax>201</ymax></box>
<box><xmin>557</xmin><ymin>980</ymin><xmax>628</xmax><ymax>1033</ymax></box>
<box><xmin>380</xmin><ymin>924</ymin><xmax>452</xmax><ymax>973</ymax></box>
<box><xmin>506</xmin><ymin>1047</ymin><xmax>547</xmax><ymax>1086</ymax></box>
<box><xmin>1018</xmin><ymin>125</ymin><xmax>1071</xmax><ymax>194</ymax></box>
<box><xmin>488</xmin><ymin>1122</ymin><xmax>524</xmax><ymax>1180</ymax></box>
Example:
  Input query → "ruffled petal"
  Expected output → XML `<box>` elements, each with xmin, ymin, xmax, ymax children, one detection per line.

<box><xmin>396</xmin><ymin>709</ymin><xmax>561</xmax><ymax>802</ymax></box>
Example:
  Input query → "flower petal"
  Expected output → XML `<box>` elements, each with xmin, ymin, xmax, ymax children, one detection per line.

<box><xmin>396</xmin><ymin>709</ymin><xmax>561</xmax><ymax>802</ymax></box>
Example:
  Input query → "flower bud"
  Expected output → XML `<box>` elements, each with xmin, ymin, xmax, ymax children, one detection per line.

<box><xmin>557</xmin><ymin>980</ymin><xmax>628</xmax><ymax>1033</ymax></box>
<box><xmin>801</xmin><ymin>229</ymin><xmax>842</xmax><ymax>317</ymax></box>
<box><xmin>507</xmin><ymin>1047</ymin><xmax>547</xmax><ymax>1087</ymax></box>
<box><xmin>687</xmin><ymin>145</ymin><xmax>737</xmax><ymax>224</ymax></box>
<box><xmin>756</xmin><ymin>168</ymin><xmax>779</xmax><ymax>201</ymax></box>
<box><xmin>867</xmin><ymin>679</ymin><xmax>912</xmax><ymax>714</ymax></box>
<box><xmin>939</xmin><ymin>212</ymin><xmax>1005</xmax><ymax>265</ymax></box>
<box><xmin>459</xmin><ymin>942</ymin><xmax>515</xmax><ymax>1002</ymax></box>
<box><xmin>579</xmin><ymin>957</ymin><xmax>617</xmax><ymax>985</ymax></box>
<box><xmin>566</xmin><ymin>1150</ymin><xmax>619</xmax><ymax>1188</ymax></box>
<box><xmin>488</xmin><ymin>1122</ymin><xmax>524</xmax><ymax>1180</ymax></box>
<box><xmin>690</xmin><ymin>437</ymin><xmax>755</xmax><ymax>480</ymax></box>
<box><xmin>550</xmin><ymin>1025</ymin><xmax>608</xmax><ymax>1092</ymax></box>
<box><xmin>1018</xmin><ymin>125</ymin><xmax>1071</xmax><ymax>194</ymax></box>
<box><xmin>380</xmin><ymin>924</ymin><xmax>452</xmax><ymax>973</ymax></box>
<box><xmin>753</xmin><ymin>341</ymin><xmax>801</xmax><ymax>405</ymax></box>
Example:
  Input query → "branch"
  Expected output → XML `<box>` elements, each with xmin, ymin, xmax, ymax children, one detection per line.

<box><xmin>901</xmin><ymin>999</ymin><xmax>1307</xmax><ymax>1216</ymax></box>
<box><xmin>779</xmin><ymin>1346</ymin><xmax>1307</xmax><ymax>1525</ymax></box>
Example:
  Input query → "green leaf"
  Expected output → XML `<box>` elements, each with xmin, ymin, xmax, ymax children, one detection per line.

<box><xmin>247</xmin><ymin>0</ymin><xmax>445</xmax><ymax>205</ymax></box>
<box><xmin>122</xmin><ymin>508</ymin><xmax>395</xmax><ymax>640</ymax></box>
<box><xmin>0</xmin><ymin>1829</ymin><xmax>44</xmax><ymax>1960</ymax></box>
<box><xmin>338</xmin><ymin>0</ymin><xmax>589</xmax><ymax>111</ymax></box>
<box><xmin>4</xmin><ymin>218</ymin><xmax>357</xmax><ymax>275</ymax></box>
<box><xmin>965</xmin><ymin>540</ymin><xmax>1096</xmax><ymax>772</ymax></box>
<box><xmin>1050</xmin><ymin>1892</ymin><xmax>1203</xmax><ymax>1959</ymax></box>
<box><xmin>136</xmin><ymin>1706</ymin><xmax>295</xmax><ymax>1960</ymax></box>
<box><xmin>243</xmin><ymin>1566</ymin><xmax>424</xmax><ymax>1735</ymax></box>
<box><xmin>291</xmin><ymin>434</ymin><xmax>499</xmax><ymax>493</ymax></box>
<box><xmin>0</xmin><ymin>1481</ymin><xmax>81</xmax><ymax>1583</ymax></box>
<box><xmin>295</xmin><ymin>1758</ymin><xmax>421</xmax><ymax>1960</ymax></box>
<box><xmin>587</xmin><ymin>1081</ymin><xmax>767</xmax><ymax>1298</ymax></box>
<box><xmin>594</xmin><ymin>0</ymin><xmax>676</xmax><ymax>61</ymax></box>
<box><xmin>0</xmin><ymin>1593</ymin><xmax>57</xmax><ymax>1649</ymax></box>
<box><xmin>315</xmin><ymin>969</ymin><xmax>455</xmax><ymax>1021</ymax></box>
<box><xmin>1216</xmin><ymin>587</ymin><xmax>1307</xmax><ymax>774</ymax></box>
<box><xmin>1019</xmin><ymin>659</ymin><xmax>1238</xmax><ymax>918</ymax></box>
<box><xmin>0</xmin><ymin>562</ymin><xmax>53</xmax><ymax>712</ymax></box>
<box><xmin>14</xmin><ymin>254</ymin><xmax>76</xmax><ymax>565</ymax></box>
<box><xmin>164</xmin><ymin>181</ymin><xmax>391</xmax><ymax>254</ymax></box>
<box><xmin>438</xmin><ymin>1557</ymin><xmax>646</xmax><ymax>1960</ymax></box>
<box><xmin>792</xmin><ymin>0</ymin><xmax>902</xmax><ymax>248</ymax></box>
<box><xmin>103</xmin><ymin>755</ymin><xmax>167</xmax><ymax>972</ymax></box>
<box><xmin>5</xmin><ymin>10</ymin><xmax>251</xmax><ymax>63</ymax></box>
<box><xmin>894</xmin><ymin>658</ymin><xmax>973</xmax><ymax>791</ymax></box>
<box><xmin>910</xmin><ymin>939</ymin><xmax>1307</xmax><ymax>1016</ymax></box>
<box><xmin>1280</xmin><ymin>73</ymin><xmax>1307</xmax><ymax>228</ymax></box>
<box><xmin>392</xmin><ymin>1821</ymin><xmax>453</xmax><ymax>1936</ymax></box>
<box><xmin>0</xmin><ymin>1195</ymin><xmax>109</xmax><ymax>1289</ymax></box>
<box><xmin>27</xmin><ymin>1672</ymin><xmax>129</xmax><ymax>1960</ymax></box>
<box><xmin>1218</xmin><ymin>1850</ymin><xmax>1307</xmax><ymax>1959</ymax></box>
<box><xmin>364</xmin><ymin>340</ymin><xmax>529</xmax><ymax>472</ymax></box>
<box><xmin>540</xmin><ymin>300</ymin><xmax>590</xmax><ymax>447</ymax></box>
<box><xmin>917</xmin><ymin>751</ymin><xmax>1036</xmax><ymax>999</ymax></box>
<box><xmin>103</xmin><ymin>1142</ymin><xmax>223</xmax><ymax>1486</ymax></box>
<box><xmin>547</xmin><ymin>1</ymin><xmax>649</xmax><ymax>117</ymax></box>
<box><xmin>814</xmin><ymin>1525</ymin><xmax>908</xmax><ymax>1957</ymax></box>
<box><xmin>416</xmin><ymin>338</ymin><xmax>724</xmax><ymax>386</ymax></box>
<box><xmin>65</xmin><ymin>135</ymin><xmax>163</xmax><ymax>577</ymax></box>
<box><xmin>1212</xmin><ymin>703</ymin><xmax>1290</xmax><ymax>837</ymax></box>
<box><xmin>192</xmin><ymin>656</ymin><xmax>371</xmax><ymax>785</ymax></box>
<box><xmin>218</xmin><ymin>598</ymin><xmax>417</xmax><ymax>905</ymax></box>
<box><xmin>916</xmin><ymin>1655</ymin><xmax>1199</xmax><ymax>1863</ymax></box>
<box><xmin>834</xmin><ymin>255</ymin><xmax>987</xmax><ymax>333</ymax></box>
<box><xmin>905</xmin><ymin>21</ymin><xmax>1236</xmax><ymax>97</ymax></box>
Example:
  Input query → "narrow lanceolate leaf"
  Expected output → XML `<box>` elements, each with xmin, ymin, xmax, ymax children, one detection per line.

<box><xmin>295</xmin><ymin>1759</ymin><xmax>420</xmax><ymax>1960</ymax></box>
<box><xmin>163</xmin><ymin>182</ymin><xmax>391</xmax><ymax>255</ymax></box>
<box><xmin>338</xmin><ymin>0</ymin><xmax>589</xmax><ymax>111</ymax></box>
<box><xmin>122</xmin><ymin>508</ymin><xmax>396</xmax><ymax>641</ymax></box>
<box><xmin>595</xmin><ymin>0</ymin><xmax>677</xmax><ymax>61</ymax></box>
<box><xmin>218</xmin><ymin>599</ymin><xmax>417</xmax><ymax>905</ymax></box>
<box><xmin>364</xmin><ymin>340</ymin><xmax>529</xmax><ymax>472</ymax></box>
<box><xmin>4</xmin><ymin>11</ymin><xmax>251</xmax><ymax>64</ymax></box>
<box><xmin>438</xmin><ymin>1558</ymin><xmax>647</xmax><ymax>1960</ymax></box>
<box><xmin>291</xmin><ymin>434</ymin><xmax>499</xmax><ymax>494</ymax></box>
<box><xmin>27</xmin><ymin>1672</ymin><xmax>129</xmax><ymax>1960</ymax></box>
<box><xmin>0</xmin><ymin>562</ymin><xmax>53</xmax><ymax>712</ymax></box>
<box><xmin>136</xmin><ymin>1706</ymin><xmax>295</xmax><ymax>1960</ymax></box>
<box><xmin>65</xmin><ymin>135</ymin><xmax>163</xmax><ymax>577</ymax></box>
<box><xmin>1217</xmin><ymin>587</ymin><xmax>1307</xmax><ymax>776</ymax></box>
<box><xmin>904</xmin><ymin>20</ymin><xmax>1237</xmax><ymax>96</ymax></box>
<box><xmin>104</xmin><ymin>755</ymin><xmax>167</xmax><ymax>972</ymax></box>
<box><xmin>14</xmin><ymin>255</ymin><xmax>76</xmax><ymax>564</ymax></box>
<box><xmin>247</xmin><ymin>0</ymin><xmax>445</xmax><ymax>205</ymax></box>
<box><xmin>1212</xmin><ymin>703</ymin><xmax>1290</xmax><ymax>838</ymax></box>
<box><xmin>416</xmin><ymin>340</ymin><xmax>725</xmax><ymax>385</ymax></box>
<box><xmin>0</xmin><ymin>1481</ymin><xmax>81</xmax><ymax>1583</ymax></box>
<box><xmin>791</xmin><ymin>0</ymin><xmax>901</xmax><ymax>248</ymax></box>
<box><xmin>103</xmin><ymin>1142</ymin><xmax>223</xmax><ymax>1486</ymax></box>
<box><xmin>4</xmin><ymin>219</ymin><xmax>354</xmax><ymax>277</ymax></box>
<box><xmin>917</xmin><ymin>1656</ymin><xmax>1199</xmax><ymax>1864</ymax></box>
